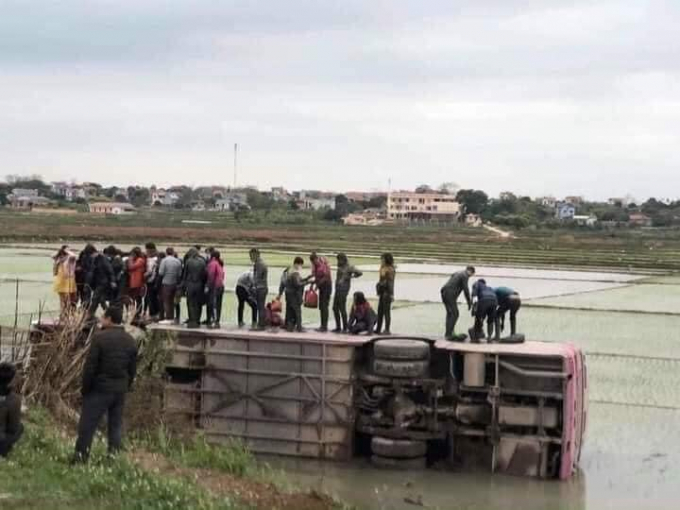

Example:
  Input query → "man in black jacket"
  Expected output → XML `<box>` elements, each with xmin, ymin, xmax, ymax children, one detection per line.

<box><xmin>73</xmin><ymin>307</ymin><xmax>138</xmax><ymax>462</ymax></box>
<box><xmin>440</xmin><ymin>266</ymin><xmax>475</xmax><ymax>341</ymax></box>
<box><xmin>86</xmin><ymin>248</ymin><xmax>116</xmax><ymax>319</ymax></box>
<box><xmin>250</xmin><ymin>248</ymin><xmax>269</xmax><ymax>330</ymax></box>
<box><xmin>182</xmin><ymin>248</ymin><xmax>208</xmax><ymax>328</ymax></box>
<box><xmin>0</xmin><ymin>362</ymin><xmax>23</xmax><ymax>458</ymax></box>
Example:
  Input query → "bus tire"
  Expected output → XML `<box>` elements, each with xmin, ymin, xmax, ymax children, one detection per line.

<box><xmin>373</xmin><ymin>358</ymin><xmax>429</xmax><ymax>378</ymax></box>
<box><xmin>373</xmin><ymin>339</ymin><xmax>430</xmax><ymax>360</ymax></box>
<box><xmin>371</xmin><ymin>437</ymin><xmax>427</xmax><ymax>459</ymax></box>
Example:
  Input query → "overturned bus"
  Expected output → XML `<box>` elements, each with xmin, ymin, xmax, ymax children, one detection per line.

<box><xmin>153</xmin><ymin>325</ymin><xmax>587</xmax><ymax>480</ymax></box>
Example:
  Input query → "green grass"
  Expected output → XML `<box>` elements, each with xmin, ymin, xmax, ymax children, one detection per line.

<box><xmin>0</xmin><ymin>410</ymin><xmax>238</xmax><ymax>510</ymax></box>
<box><xmin>142</xmin><ymin>425</ymin><xmax>255</xmax><ymax>477</ymax></box>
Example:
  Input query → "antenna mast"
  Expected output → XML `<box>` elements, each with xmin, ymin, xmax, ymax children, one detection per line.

<box><xmin>233</xmin><ymin>143</ymin><xmax>238</xmax><ymax>188</ymax></box>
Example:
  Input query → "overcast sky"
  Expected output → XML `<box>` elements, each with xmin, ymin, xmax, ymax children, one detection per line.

<box><xmin>1</xmin><ymin>1</ymin><xmax>678</xmax><ymax>200</ymax></box>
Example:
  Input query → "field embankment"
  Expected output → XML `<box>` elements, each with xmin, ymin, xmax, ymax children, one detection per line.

<box><xmin>2</xmin><ymin>209</ymin><xmax>680</xmax><ymax>271</ymax></box>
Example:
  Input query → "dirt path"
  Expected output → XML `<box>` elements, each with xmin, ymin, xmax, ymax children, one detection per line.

<box><xmin>130</xmin><ymin>451</ymin><xmax>339</xmax><ymax>510</ymax></box>
<box><xmin>483</xmin><ymin>224</ymin><xmax>514</xmax><ymax>238</ymax></box>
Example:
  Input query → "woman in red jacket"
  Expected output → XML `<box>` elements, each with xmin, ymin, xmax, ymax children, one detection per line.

<box><xmin>126</xmin><ymin>247</ymin><xmax>146</xmax><ymax>317</ymax></box>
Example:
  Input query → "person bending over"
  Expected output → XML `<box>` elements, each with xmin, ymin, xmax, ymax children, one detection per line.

<box><xmin>471</xmin><ymin>279</ymin><xmax>499</xmax><ymax>342</ymax></box>
<box><xmin>495</xmin><ymin>286</ymin><xmax>522</xmax><ymax>336</ymax></box>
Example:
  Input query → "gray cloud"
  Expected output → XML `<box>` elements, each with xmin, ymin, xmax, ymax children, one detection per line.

<box><xmin>0</xmin><ymin>1</ymin><xmax>679</xmax><ymax>199</ymax></box>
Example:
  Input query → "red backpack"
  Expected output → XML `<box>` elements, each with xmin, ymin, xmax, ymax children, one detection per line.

<box><xmin>304</xmin><ymin>288</ymin><xmax>319</xmax><ymax>308</ymax></box>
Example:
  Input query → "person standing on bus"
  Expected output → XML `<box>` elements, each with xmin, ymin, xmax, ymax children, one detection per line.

<box><xmin>125</xmin><ymin>247</ymin><xmax>146</xmax><ymax>319</ymax></box>
<box><xmin>375</xmin><ymin>253</ymin><xmax>395</xmax><ymax>335</ymax></box>
<box><xmin>206</xmin><ymin>251</ymin><xmax>225</xmax><ymax>328</ymax></box>
<box><xmin>309</xmin><ymin>252</ymin><xmax>333</xmax><ymax>332</ymax></box>
<box><xmin>440</xmin><ymin>266</ymin><xmax>475</xmax><ymax>341</ymax></box>
<box><xmin>250</xmin><ymin>248</ymin><xmax>268</xmax><ymax>330</ymax></box>
<box><xmin>333</xmin><ymin>253</ymin><xmax>363</xmax><ymax>333</ymax></box>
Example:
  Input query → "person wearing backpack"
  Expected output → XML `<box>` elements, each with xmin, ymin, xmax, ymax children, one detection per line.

<box><xmin>309</xmin><ymin>252</ymin><xmax>332</xmax><ymax>332</ymax></box>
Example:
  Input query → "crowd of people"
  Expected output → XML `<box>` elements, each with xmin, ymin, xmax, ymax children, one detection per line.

<box><xmin>0</xmin><ymin>246</ymin><xmax>530</xmax><ymax>464</ymax></box>
<box><xmin>51</xmin><ymin>244</ymin><xmax>397</xmax><ymax>335</ymax></box>
<box><xmin>51</xmin><ymin>244</ymin><xmax>521</xmax><ymax>340</ymax></box>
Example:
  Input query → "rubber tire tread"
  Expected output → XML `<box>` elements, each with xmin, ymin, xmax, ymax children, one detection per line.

<box><xmin>371</xmin><ymin>455</ymin><xmax>426</xmax><ymax>470</ymax></box>
<box><xmin>373</xmin><ymin>339</ymin><xmax>430</xmax><ymax>361</ymax></box>
<box><xmin>371</xmin><ymin>437</ymin><xmax>427</xmax><ymax>459</ymax></box>
<box><xmin>373</xmin><ymin>358</ymin><xmax>429</xmax><ymax>378</ymax></box>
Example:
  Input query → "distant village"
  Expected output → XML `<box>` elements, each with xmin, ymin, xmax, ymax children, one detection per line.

<box><xmin>1</xmin><ymin>177</ymin><xmax>678</xmax><ymax>229</ymax></box>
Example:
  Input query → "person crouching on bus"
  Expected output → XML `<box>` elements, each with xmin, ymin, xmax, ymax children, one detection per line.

<box><xmin>349</xmin><ymin>292</ymin><xmax>376</xmax><ymax>335</ymax></box>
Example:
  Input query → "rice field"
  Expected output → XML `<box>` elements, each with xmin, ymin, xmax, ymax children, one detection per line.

<box><xmin>1</xmin><ymin>245</ymin><xmax>680</xmax><ymax>509</ymax></box>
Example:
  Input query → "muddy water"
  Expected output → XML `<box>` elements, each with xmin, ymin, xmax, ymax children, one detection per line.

<box><xmin>272</xmin><ymin>404</ymin><xmax>679</xmax><ymax>510</ymax></box>
<box><xmin>2</xmin><ymin>247</ymin><xmax>680</xmax><ymax>509</ymax></box>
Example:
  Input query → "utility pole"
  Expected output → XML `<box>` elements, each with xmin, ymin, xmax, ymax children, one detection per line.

<box><xmin>233</xmin><ymin>143</ymin><xmax>238</xmax><ymax>189</ymax></box>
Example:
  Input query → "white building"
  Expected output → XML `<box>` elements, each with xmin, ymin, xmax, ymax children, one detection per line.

<box><xmin>215</xmin><ymin>192</ymin><xmax>249</xmax><ymax>211</ymax></box>
<box><xmin>573</xmin><ymin>215</ymin><xmax>597</xmax><ymax>227</ymax></box>
<box><xmin>387</xmin><ymin>191</ymin><xmax>461</xmax><ymax>222</ymax></box>
<box><xmin>89</xmin><ymin>202</ymin><xmax>136</xmax><ymax>215</ymax></box>
<box><xmin>539</xmin><ymin>196</ymin><xmax>557</xmax><ymax>208</ymax></box>
<box><xmin>298</xmin><ymin>197</ymin><xmax>336</xmax><ymax>211</ymax></box>
<box><xmin>151</xmin><ymin>189</ymin><xmax>180</xmax><ymax>207</ymax></box>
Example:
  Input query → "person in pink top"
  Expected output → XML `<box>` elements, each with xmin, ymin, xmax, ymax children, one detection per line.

<box><xmin>206</xmin><ymin>250</ymin><xmax>225</xmax><ymax>328</ymax></box>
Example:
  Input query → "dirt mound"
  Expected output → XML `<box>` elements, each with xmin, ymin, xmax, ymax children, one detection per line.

<box><xmin>131</xmin><ymin>451</ymin><xmax>337</xmax><ymax>510</ymax></box>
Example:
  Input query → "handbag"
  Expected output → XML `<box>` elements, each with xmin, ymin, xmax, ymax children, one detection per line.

<box><xmin>304</xmin><ymin>288</ymin><xmax>319</xmax><ymax>309</ymax></box>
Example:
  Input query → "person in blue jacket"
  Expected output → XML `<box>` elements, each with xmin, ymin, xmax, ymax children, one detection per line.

<box><xmin>470</xmin><ymin>279</ymin><xmax>499</xmax><ymax>342</ymax></box>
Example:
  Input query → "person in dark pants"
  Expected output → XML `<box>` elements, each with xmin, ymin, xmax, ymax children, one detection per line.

<box><xmin>471</xmin><ymin>279</ymin><xmax>499</xmax><ymax>342</ymax></box>
<box><xmin>250</xmin><ymin>248</ymin><xmax>268</xmax><ymax>330</ymax></box>
<box><xmin>76</xmin><ymin>243</ymin><xmax>96</xmax><ymax>306</ymax></box>
<box><xmin>182</xmin><ymin>249</ymin><xmax>207</xmax><ymax>329</ymax></box>
<box><xmin>144</xmin><ymin>242</ymin><xmax>160</xmax><ymax>320</ymax></box>
<box><xmin>348</xmin><ymin>291</ymin><xmax>376</xmax><ymax>335</ymax></box>
<box><xmin>440</xmin><ymin>266</ymin><xmax>475</xmax><ymax>341</ymax></box>
<box><xmin>86</xmin><ymin>248</ymin><xmax>117</xmax><ymax>320</ymax></box>
<box><xmin>284</xmin><ymin>257</ymin><xmax>310</xmax><ymax>332</ymax></box>
<box><xmin>0</xmin><ymin>362</ymin><xmax>23</xmax><ymax>458</ymax></box>
<box><xmin>375</xmin><ymin>253</ymin><xmax>396</xmax><ymax>335</ymax></box>
<box><xmin>104</xmin><ymin>246</ymin><xmax>125</xmax><ymax>307</ymax></box>
<box><xmin>495</xmin><ymin>286</ymin><xmax>522</xmax><ymax>336</ymax></box>
<box><xmin>236</xmin><ymin>271</ymin><xmax>257</xmax><ymax>328</ymax></box>
<box><xmin>158</xmin><ymin>248</ymin><xmax>183</xmax><ymax>322</ymax></box>
<box><xmin>73</xmin><ymin>307</ymin><xmax>138</xmax><ymax>462</ymax></box>
<box><xmin>310</xmin><ymin>252</ymin><xmax>332</xmax><ymax>332</ymax></box>
<box><xmin>206</xmin><ymin>251</ymin><xmax>225</xmax><ymax>328</ymax></box>
<box><xmin>332</xmin><ymin>253</ymin><xmax>363</xmax><ymax>333</ymax></box>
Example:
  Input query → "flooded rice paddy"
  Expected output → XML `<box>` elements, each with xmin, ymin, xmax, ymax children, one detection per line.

<box><xmin>0</xmin><ymin>245</ymin><xmax>679</xmax><ymax>510</ymax></box>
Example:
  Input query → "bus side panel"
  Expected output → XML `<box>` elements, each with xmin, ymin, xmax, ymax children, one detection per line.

<box><xmin>559</xmin><ymin>347</ymin><xmax>578</xmax><ymax>480</ymax></box>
